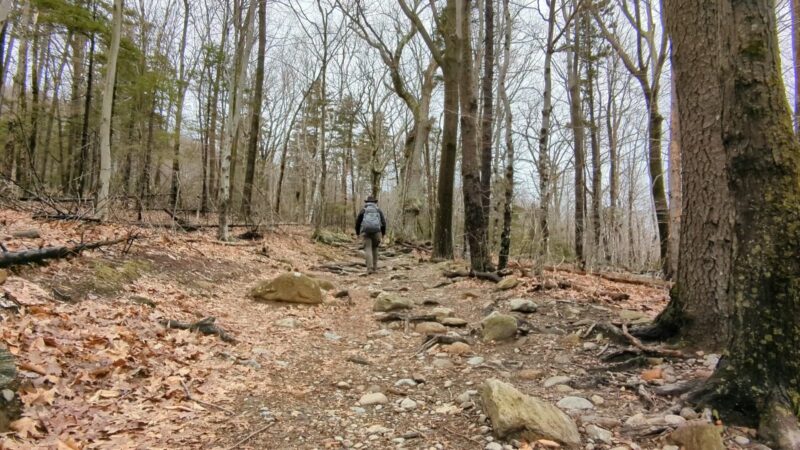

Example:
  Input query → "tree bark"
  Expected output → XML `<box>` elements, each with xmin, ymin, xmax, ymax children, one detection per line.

<box><xmin>668</xmin><ymin>0</ymin><xmax>800</xmax><ymax>445</ymax></box>
<box><xmin>667</xmin><ymin>72</ymin><xmax>682</xmax><ymax>280</ymax></box>
<box><xmin>458</xmin><ymin>0</ymin><xmax>492</xmax><ymax>271</ymax></box>
<box><xmin>792</xmin><ymin>0</ymin><xmax>800</xmax><ymax>135</ymax></box>
<box><xmin>169</xmin><ymin>0</ymin><xmax>190</xmax><ymax>209</ymax></box>
<box><xmin>479</xmin><ymin>0</ymin><xmax>494</xmax><ymax>220</ymax></box>
<box><xmin>241</xmin><ymin>0</ymin><xmax>266</xmax><ymax>220</ymax></box>
<box><xmin>567</xmin><ymin>17</ymin><xmax>586</xmax><ymax>270</ymax></box>
<box><xmin>96</xmin><ymin>0</ymin><xmax>123</xmax><ymax>219</ymax></box>
<box><xmin>538</xmin><ymin>0</ymin><xmax>558</xmax><ymax>265</ymax></box>
<box><xmin>497</xmin><ymin>0</ymin><xmax>513</xmax><ymax>270</ymax></box>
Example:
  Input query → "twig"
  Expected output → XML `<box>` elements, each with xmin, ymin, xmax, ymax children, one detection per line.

<box><xmin>181</xmin><ymin>379</ymin><xmax>235</xmax><ymax>415</ymax></box>
<box><xmin>226</xmin><ymin>422</ymin><xmax>275</xmax><ymax>450</ymax></box>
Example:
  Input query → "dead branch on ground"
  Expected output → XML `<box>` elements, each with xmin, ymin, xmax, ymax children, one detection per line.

<box><xmin>160</xmin><ymin>317</ymin><xmax>237</xmax><ymax>343</ymax></box>
<box><xmin>442</xmin><ymin>269</ymin><xmax>502</xmax><ymax>283</ymax></box>
<box><xmin>0</xmin><ymin>235</ymin><xmax>137</xmax><ymax>268</ymax></box>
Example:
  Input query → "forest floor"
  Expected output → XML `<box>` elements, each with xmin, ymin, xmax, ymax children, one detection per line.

<box><xmin>0</xmin><ymin>208</ymin><xmax>767</xmax><ymax>450</ymax></box>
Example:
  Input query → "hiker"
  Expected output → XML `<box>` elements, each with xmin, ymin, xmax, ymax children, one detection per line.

<box><xmin>355</xmin><ymin>196</ymin><xmax>386</xmax><ymax>273</ymax></box>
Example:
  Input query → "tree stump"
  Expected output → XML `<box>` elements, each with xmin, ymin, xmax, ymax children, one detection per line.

<box><xmin>0</xmin><ymin>346</ymin><xmax>21</xmax><ymax>431</ymax></box>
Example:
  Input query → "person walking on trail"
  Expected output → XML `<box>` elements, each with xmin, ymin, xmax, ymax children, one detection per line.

<box><xmin>355</xmin><ymin>196</ymin><xmax>386</xmax><ymax>274</ymax></box>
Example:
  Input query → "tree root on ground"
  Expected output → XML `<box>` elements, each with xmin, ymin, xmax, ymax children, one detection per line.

<box><xmin>442</xmin><ymin>270</ymin><xmax>502</xmax><ymax>283</ymax></box>
<box><xmin>160</xmin><ymin>317</ymin><xmax>236</xmax><ymax>343</ymax></box>
<box><xmin>594</xmin><ymin>322</ymin><xmax>688</xmax><ymax>359</ymax></box>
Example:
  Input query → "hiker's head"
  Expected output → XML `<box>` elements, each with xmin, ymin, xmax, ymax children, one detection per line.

<box><xmin>365</xmin><ymin>196</ymin><xmax>377</xmax><ymax>204</ymax></box>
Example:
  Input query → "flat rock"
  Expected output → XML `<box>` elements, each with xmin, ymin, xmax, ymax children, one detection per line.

<box><xmin>557</xmin><ymin>396</ymin><xmax>594</xmax><ymax>410</ymax></box>
<box><xmin>358</xmin><ymin>393</ymin><xmax>389</xmax><ymax>406</ymax></box>
<box><xmin>443</xmin><ymin>342</ymin><xmax>471</xmax><ymax>355</ymax></box>
<box><xmin>399</xmin><ymin>398</ymin><xmax>417</xmax><ymax>410</ymax></box>
<box><xmin>467</xmin><ymin>356</ymin><xmax>485</xmax><ymax>366</ymax></box>
<box><xmin>430</xmin><ymin>307</ymin><xmax>454</xmax><ymax>318</ymax></box>
<box><xmin>416</xmin><ymin>321</ymin><xmax>447</xmax><ymax>334</ymax></box>
<box><xmin>668</xmin><ymin>423</ymin><xmax>724</xmax><ymax>450</ymax></box>
<box><xmin>480</xmin><ymin>379</ymin><xmax>581</xmax><ymax>447</ymax></box>
<box><xmin>496</xmin><ymin>277</ymin><xmax>519</xmax><ymax>291</ymax></box>
<box><xmin>508</xmin><ymin>298</ymin><xmax>538</xmax><ymax>313</ymax></box>
<box><xmin>516</xmin><ymin>369</ymin><xmax>543</xmax><ymax>380</ymax></box>
<box><xmin>11</xmin><ymin>229</ymin><xmax>40</xmax><ymax>239</ymax></box>
<box><xmin>432</xmin><ymin>358</ymin><xmax>454</xmax><ymax>369</ymax></box>
<box><xmin>274</xmin><ymin>318</ymin><xmax>298</xmax><ymax>328</ymax></box>
<box><xmin>543</xmin><ymin>376</ymin><xmax>571</xmax><ymax>388</ymax></box>
<box><xmin>250</xmin><ymin>272</ymin><xmax>322</xmax><ymax>304</ymax></box>
<box><xmin>441</xmin><ymin>317</ymin><xmax>468</xmax><ymax>327</ymax></box>
<box><xmin>373</xmin><ymin>293</ymin><xmax>414</xmax><ymax>312</ymax></box>
<box><xmin>481</xmin><ymin>312</ymin><xmax>518</xmax><ymax>341</ymax></box>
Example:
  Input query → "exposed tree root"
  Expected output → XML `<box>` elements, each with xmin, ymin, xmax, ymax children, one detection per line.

<box><xmin>759</xmin><ymin>396</ymin><xmax>800</xmax><ymax>450</ymax></box>
<box><xmin>442</xmin><ymin>269</ymin><xmax>502</xmax><ymax>283</ymax></box>
<box><xmin>160</xmin><ymin>317</ymin><xmax>236</xmax><ymax>343</ymax></box>
<box><xmin>594</xmin><ymin>322</ymin><xmax>688</xmax><ymax>359</ymax></box>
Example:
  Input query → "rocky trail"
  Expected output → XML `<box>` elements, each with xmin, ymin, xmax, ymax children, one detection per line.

<box><xmin>0</xmin><ymin>210</ymin><xmax>764</xmax><ymax>449</ymax></box>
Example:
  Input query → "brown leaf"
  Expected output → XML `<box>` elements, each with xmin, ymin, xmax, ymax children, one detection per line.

<box><xmin>10</xmin><ymin>417</ymin><xmax>43</xmax><ymax>439</ymax></box>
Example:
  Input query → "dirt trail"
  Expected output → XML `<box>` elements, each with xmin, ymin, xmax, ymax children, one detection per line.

<box><xmin>0</xmin><ymin>211</ymin><xmax>760</xmax><ymax>449</ymax></box>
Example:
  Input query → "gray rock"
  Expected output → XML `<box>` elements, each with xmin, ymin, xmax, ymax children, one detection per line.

<box><xmin>481</xmin><ymin>312</ymin><xmax>518</xmax><ymax>341</ymax></box>
<box><xmin>543</xmin><ymin>376</ymin><xmax>571</xmax><ymax>388</ymax></box>
<box><xmin>467</xmin><ymin>356</ymin><xmax>485</xmax><ymax>366</ymax></box>
<box><xmin>508</xmin><ymin>298</ymin><xmax>538</xmax><ymax>313</ymax></box>
<box><xmin>485</xmin><ymin>443</ymin><xmax>503</xmax><ymax>450</ymax></box>
<box><xmin>373</xmin><ymin>293</ymin><xmax>415</xmax><ymax>312</ymax></box>
<box><xmin>556</xmin><ymin>396</ymin><xmax>594</xmax><ymax>410</ymax></box>
<box><xmin>441</xmin><ymin>317</ymin><xmax>468</xmax><ymax>327</ymax></box>
<box><xmin>274</xmin><ymin>318</ymin><xmax>298</xmax><ymax>328</ymax></box>
<box><xmin>432</xmin><ymin>358</ymin><xmax>454</xmax><ymax>369</ymax></box>
<box><xmin>586</xmin><ymin>424</ymin><xmax>613</xmax><ymax>444</ymax></box>
<box><xmin>431</xmin><ymin>307</ymin><xmax>454</xmax><ymax>318</ymax></box>
<box><xmin>668</xmin><ymin>423</ymin><xmax>725</xmax><ymax>450</ymax></box>
<box><xmin>11</xmin><ymin>229</ymin><xmax>40</xmax><ymax>239</ymax></box>
<box><xmin>394</xmin><ymin>379</ymin><xmax>417</xmax><ymax>387</ymax></box>
<box><xmin>400</xmin><ymin>398</ymin><xmax>417</xmax><ymax>410</ymax></box>
<box><xmin>664</xmin><ymin>414</ymin><xmax>687</xmax><ymax>426</ymax></box>
<box><xmin>734</xmin><ymin>436</ymin><xmax>750</xmax><ymax>445</ymax></box>
<box><xmin>680</xmin><ymin>407</ymin><xmax>699</xmax><ymax>420</ymax></box>
<box><xmin>479</xmin><ymin>378</ymin><xmax>581</xmax><ymax>447</ymax></box>
<box><xmin>358</xmin><ymin>393</ymin><xmax>389</xmax><ymax>406</ymax></box>
<box><xmin>324</xmin><ymin>331</ymin><xmax>341</xmax><ymax>340</ymax></box>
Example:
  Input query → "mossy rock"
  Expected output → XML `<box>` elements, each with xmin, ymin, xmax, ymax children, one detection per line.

<box><xmin>668</xmin><ymin>423</ymin><xmax>724</xmax><ymax>450</ymax></box>
<box><xmin>315</xmin><ymin>278</ymin><xmax>336</xmax><ymax>291</ymax></box>
<box><xmin>313</xmin><ymin>229</ymin><xmax>351</xmax><ymax>246</ymax></box>
<box><xmin>250</xmin><ymin>272</ymin><xmax>323</xmax><ymax>305</ymax></box>
<box><xmin>482</xmin><ymin>312</ymin><xmax>518</xmax><ymax>341</ymax></box>
<box><xmin>373</xmin><ymin>292</ymin><xmax>414</xmax><ymax>312</ymax></box>
<box><xmin>88</xmin><ymin>259</ymin><xmax>152</xmax><ymax>295</ymax></box>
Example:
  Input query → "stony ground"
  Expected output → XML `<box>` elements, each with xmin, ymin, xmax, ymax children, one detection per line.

<box><xmin>0</xmin><ymin>209</ymin><xmax>768</xmax><ymax>449</ymax></box>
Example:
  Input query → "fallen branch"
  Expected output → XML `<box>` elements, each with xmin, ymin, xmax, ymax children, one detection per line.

<box><xmin>32</xmin><ymin>213</ymin><xmax>102</xmax><ymax>223</ymax></box>
<box><xmin>375</xmin><ymin>313</ymin><xmax>438</xmax><ymax>323</ymax></box>
<box><xmin>442</xmin><ymin>270</ymin><xmax>502</xmax><ymax>283</ymax></box>
<box><xmin>593</xmin><ymin>322</ymin><xmax>688</xmax><ymax>359</ymax></box>
<box><xmin>161</xmin><ymin>317</ymin><xmax>236</xmax><ymax>343</ymax></box>
<box><xmin>542</xmin><ymin>265</ymin><xmax>671</xmax><ymax>288</ymax></box>
<box><xmin>417</xmin><ymin>334</ymin><xmax>471</xmax><ymax>354</ymax></box>
<box><xmin>0</xmin><ymin>235</ymin><xmax>136</xmax><ymax>268</ymax></box>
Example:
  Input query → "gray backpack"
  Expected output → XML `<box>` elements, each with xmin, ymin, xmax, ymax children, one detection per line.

<box><xmin>362</xmin><ymin>204</ymin><xmax>382</xmax><ymax>234</ymax></box>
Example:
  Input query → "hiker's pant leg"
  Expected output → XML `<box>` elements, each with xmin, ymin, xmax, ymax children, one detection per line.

<box><xmin>363</xmin><ymin>234</ymin><xmax>374</xmax><ymax>271</ymax></box>
<box><xmin>372</xmin><ymin>233</ymin><xmax>382</xmax><ymax>270</ymax></box>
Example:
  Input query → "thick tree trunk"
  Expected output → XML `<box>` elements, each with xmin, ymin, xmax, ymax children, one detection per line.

<box><xmin>792</xmin><ymin>0</ymin><xmax>800</xmax><ymax>135</ymax></box>
<box><xmin>169</xmin><ymin>0</ymin><xmax>190</xmax><ymax>209</ymax></box>
<box><xmin>459</xmin><ymin>0</ymin><xmax>492</xmax><ymax>271</ymax></box>
<box><xmin>645</xmin><ymin>93</ymin><xmax>670</xmax><ymax>275</ymax></box>
<box><xmin>241</xmin><ymin>0</ymin><xmax>266</xmax><ymax>220</ymax></box>
<box><xmin>96</xmin><ymin>0</ymin><xmax>122</xmax><ymax>219</ymax></box>
<box><xmin>668</xmin><ymin>0</ymin><xmax>800</xmax><ymax>446</ymax></box>
<box><xmin>432</xmin><ymin>0</ymin><xmax>460</xmax><ymax>260</ymax></box>
<box><xmin>667</xmin><ymin>73</ymin><xmax>682</xmax><ymax>280</ymax></box>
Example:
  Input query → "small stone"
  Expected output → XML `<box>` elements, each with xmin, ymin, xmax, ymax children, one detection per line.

<box><xmin>358</xmin><ymin>393</ymin><xmax>389</xmax><ymax>406</ymax></box>
<box><xmin>624</xmin><ymin>413</ymin><xmax>646</xmax><ymax>427</ymax></box>
<box><xmin>557</xmin><ymin>396</ymin><xmax>594</xmax><ymax>410</ymax></box>
<box><xmin>433</xmin><ymin>358</ymin><xmax>454</xmax><ymax>369</ymax></box>
<box><xmin>734</xmin><ymin>436</ymin><xmax>750</xmax><ymax>445</ymax></box>
<box><xmin>508</xmin><ymin>298</ymin><xmax>538</xmax><ymax>313</ymax></box>
<box><xmin>544</xmin><ymin>376</ymin><xmax>571</xmax><ymax>388</ymax></box>
<box><xmin>2</xmin><ymin>389</ymin><xmax>14</xmax><ymax>401</ymax></box>
<box><xmin>443</xmin><ymin>342</ymin><xmax>472</xmax><ymax>354</ymax></box>
<box><xmin>583</xmin><ymin>342</ymin><xmax>598</xmax><ymax>350</ymax></box>
<box><xmin>324</xmin><ymin>331</ymin><xmax>341</xmax><ymax>341</ymax></box>
<box><xmin>336</xmin><ymin>381</ymin><xmax>351</xmax><ymax>389</ymax></box>
<box><xmin>444</xmin><ymin>380</ymin><xmax>453</xmax><ymax>388</ymax></box>
<box><xmin>516</xmin><ymin>369</ymin><xmax>543</xmax><ymax>380</ymax></box>
<box><xmin>680</xmin><ymin>407</ymin><xmax>698</xmax><ymax>420</ymax></box>
<box><xmin>586</xmin><ymin>424</ymin><xmax>613</xmax><ymax>444</ymax></box>
<box><xmin>485</xmin><ymin>443</ymin><xmax>503</xmax><ymax>450</ymax></box>
<box><xmin>366</xmin><ymin>425</ymin><xmax>391</xmax><ymax>434</ymax></box>
<box><xmin>590</xmin><ymin>395</ymin><xmax>605</xmax><ymax>406</ymax></box>
<box><xmin>394</xmin><ymin>379</ymin><xmax>417</xmax><ymax>387</ymax></box>
<box><xmin>662</xmin><ymin>446</ymin><xmax>679</xmax><ymax>450</ymax></box>
<box><xmin>275</xmin><ymin>318</ymin><xmax>297</xmax><ymax>328</ymax></box>
<box><xmin>481</xmin><ymin>312</ymin><xmax>518</xmax><ymax>341</ymax></box>
<box><xmin>431</xmin><ymin>307</ymin><xmax>454</xmax><ymax>318</ymax></box>
<box><xmin>441</xmin><ymin>317</ymin><xmax>469</xmax><ymax>327</ymax></box>
<box><xmin>416</xmin><ymin>321</ymin><xmax>448</xmax><ymax>334</ymax></box>
<box><xmin>467</xmin><ymin>356</ymin><xmax>485</xmax><ymax>366</ymax></box>
<box><xmin>400</xmin><ymin>398</ymin><xmax>418</xmax><ymax>410</ymax></box>
<box><xmin>351</xmin><ymin>407</ymin><xmax>366</xmax><ymax>415</ymax></box>
<box><xmin>664</xmin><ymin>414</ymin><xmax>687</xmax><ymax>426</ymax></box>
<box><xmin>555</xmin><ymin>384</ymin><xmax>574</xmax><ymax>393</ymax></box>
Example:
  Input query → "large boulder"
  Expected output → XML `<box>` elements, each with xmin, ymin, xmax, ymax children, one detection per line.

<box><xmin>373</xmin><ymin>293</ymin><xmax>414</xmax><ymax>312</ymax></box>
<box><xmin>479</xmin><ymin>379</ymin><xmax>581</xmax><ymax>447</ymax></box>
<box><xmin>668</xmin><ymin>423</ymin><xmax>724</xmax><ymax>450</ymax></box>
<box><xmin>496</xmin><ymin>277</ymin><xmax>519</xmax><ymax>291</ymax></box>
<box><xmin>250</xmin><ymin>272</ymin><xmax>323</xmax><ymax>304</ymax></box>
<box><xmin>482</xmin><ymin>312</ymin><xmax>518</xmax><ymax>341</ymax></box>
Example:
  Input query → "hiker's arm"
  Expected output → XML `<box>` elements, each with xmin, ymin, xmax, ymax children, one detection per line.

<box><xmin>355</xmin><ymin>211</ymin><xmax>364</xmax><ymax>235</ymax></box>
<box><xmin>380</xmin><ymin>210</ymin><xmax>387</xmax><ymax>235</ymax></box>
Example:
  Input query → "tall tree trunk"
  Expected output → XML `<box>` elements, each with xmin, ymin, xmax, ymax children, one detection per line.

<box><xmin>538</xmin><ymin>0</ymin><xmax>557</xmax><ymax>265</ymax></box>
<box><xmin>77</xmin><ymin>22</ymin><xmax>96</xmax><ymax>196</ymax></box>
<box><xmin>497</xmin><ymin>0</ymin><xmax>513</xmax><ymax>270</ymax></box>
<box><xmin>605</xmin><ymin>57</ymin><xmax>621</xmax><ymax>265</ymax></box>
<box><xmin>8</xmin><ymin>1</ymin><xmax>31</xmax><ymax>188</ymax></box>
<box><xmin>242</xmin><ymin>0</ymin><xmax>266</xmax><ymax>220</ymax></box>
<box><xmin>458</xmin><ymin>0</ymin><xmax>491</xmax><ymax>271</ymax></box>
<box><xmin>96</xmin><ymin>0</ymin><xmax>123</xmax><ymax>219</ymax></box>
<box><xmin>27</xmin><ymin>22</ymin><xmax>40</xmax><ymax>187</ymax></box>
<box><xmin>567</xmin><ymin>19</ymin><xmax>586</xmax><ymax>269</ymax></box>
<box><xmin>646</xmin><ymin>92</ymin><xmax>670</xmax><ymax>275</ymax></box>
<box><xmin>65</xmin><ymin>32</ymin><xmax>85</xmax><ymax>193</ymax></box>
<box><xmin>41</xmin><ymin>32</ymin><xmax>71</xmax><ymax>189</ymax></box>
<box><xmin>668</xmin><ymin>0</ymin><xmax>800</xmax><ymax>446</ymax></box>
<box><xmin>169</xmin><ymin>0</ymin><xmax>190</xmax><ymax>209</ymax></box>
<box><xmin>479</xmin><ymin>0</ymin><xmax>494</xmax><ymax>219</ymax></box>
<box><xmin>586</xmin><ymin>36</ymin><xmax>602</xmax><ymax>264</ymax></box>
<box><xmin>792</xmin><ymin>0</ymin><xmax>800</xmax><ymax>135</ymax></box>
<box><xmin>208</xmin><ymin>48</ymin><xmax>222</xmax><ymax>204</ymax></box>
<box><xmin>138</xmin><ymin>93</ymin><xmax>157</xmax><ymax>219</ymax></box>
<box><xmin>218</xmin><ymin>0</ymin><xmax>256</xmax><ymax>240</ymax></box>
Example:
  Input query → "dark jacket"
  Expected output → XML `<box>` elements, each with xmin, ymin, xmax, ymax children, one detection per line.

<box><xmin>356</xmin><ymin>202</ymin><xmax>386</xmax><ymax>235</ymax></box>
